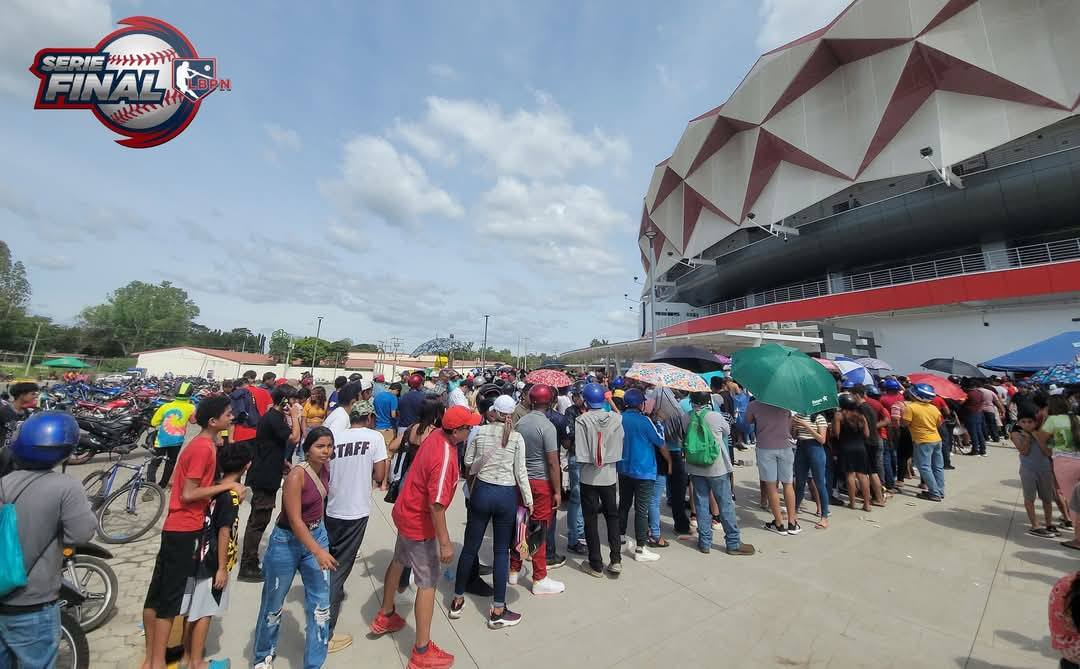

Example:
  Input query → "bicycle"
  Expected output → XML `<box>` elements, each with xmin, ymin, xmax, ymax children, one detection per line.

<box><xmin>81</xmin><ymin>451</ymin><xmax>167</xmax><ymax>544</ymax></box>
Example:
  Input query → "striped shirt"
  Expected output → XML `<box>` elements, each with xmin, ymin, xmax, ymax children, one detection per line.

<box><xmin>793</xmin><ymin>413</ymin><xmax>828</xmax><ymax>441</ymax></box>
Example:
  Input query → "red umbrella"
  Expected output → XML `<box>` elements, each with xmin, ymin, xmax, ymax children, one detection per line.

<box><xmin>525</xmin><ymin>369</ymin><xmax>573</xmax><ymax>388</ymax></box>
<box><xmin>907</xmin><ymin>372</ymin><xmax>967</xmax><ymax>402</ymax></box>
<box><xmin>813</xmin><ymin>357</ymin><xmax>840</xmax><ymax>374</ymax></box>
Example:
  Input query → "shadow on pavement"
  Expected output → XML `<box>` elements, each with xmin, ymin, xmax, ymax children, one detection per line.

<box><xmin>1003</xmin><ymin>569</ymin><xmax>1061</xmax><ymax>587</ymax></box>
<box><xmin>993</xmin><ymin>629</ymin><xmax>1057</xmax><ymax>659</ymax></box>
<box><xmin>1014</xmin><ymin>549</ymin><xmax>1077</xmax><ymax>574</ymax></box>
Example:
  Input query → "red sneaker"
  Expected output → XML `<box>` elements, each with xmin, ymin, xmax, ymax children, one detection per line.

<box><xmin>370</xmin><ymin>609</ymin><xmax>407</xmax><ymax>635</ymax></box>
<box><xmin>408</xmin><ymin>640</ymin><xmax>454</xmax><ymax>669</ymax></box>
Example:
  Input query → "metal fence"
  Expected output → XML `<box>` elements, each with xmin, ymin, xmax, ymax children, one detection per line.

<box><xmin>697</xmin><ymin>238</ymin><xmax>1080</xmax><ymax>319</ymax></box>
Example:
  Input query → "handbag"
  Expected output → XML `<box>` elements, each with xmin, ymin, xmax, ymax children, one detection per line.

<box><xmin>0</xmin><ymin>473</ymin><xmax>54</xmax><ymax>598</ymax></box>
<box><xmin>514</xmin><ymin>506</ymin><xmax>545</xmax><ymax>557</ymax></box>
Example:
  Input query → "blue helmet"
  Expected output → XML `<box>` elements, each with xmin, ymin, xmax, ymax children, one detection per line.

<box><xmin>581</xmin><ymin>383</ymin><xmax>607</xmax><ymax>409</ymax></box>
<box><xmin>10</xmin><ymin>411</ymin><xmax>80</xmax><ymax>468</ymax></box>
<box><xmin>911</xmin><ymin>383</ymin><xmax>936</xmax><ymax>402</ymax></box>
<box><xmin>611</xmin><ymin>377</ymin><xmax>625</xmax><ymax>389</ymax></box>
<box><xmin>866</xmin><ymin>384</ymin><xmax>881</xmax><ymax>397</ymax></box>
<box><xmin>840</xmin><ymin>380</ymin><xmax>857</xmax><ymax>389</ymax></box>
<box><xmin>623</xmin><ymin>388</ymin><xmax>645</xmax><ymax>408</ymax></box>
<box><xmin>882</xmin><ymin>378</ymin><xmax>902</xmax><ymax>391</ymax></box>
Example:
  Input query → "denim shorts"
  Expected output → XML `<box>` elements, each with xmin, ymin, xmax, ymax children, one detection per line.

<box><xmin>757</xmin><ymin>447</ymin><xmax>795</xmax><ymax>483</ymax></box>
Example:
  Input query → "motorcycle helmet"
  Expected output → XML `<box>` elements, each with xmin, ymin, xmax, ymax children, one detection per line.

<box><xmin>528</xmin><ymin>384</ymin><xmax>554</xmax><ymax>406</ymax></box>
<box><xmin>10</xmin><ymin>411</ymin><xmax>80</xmax><ymax>469</ymax></box>
<box><xmin>477</xmin><ymin>383</ymin><xmax>504</xmax><ymax>401</ymax></box>
<box><xmin>838</xmin><ymin>394</ymin><xmax>859</xmax><ymax>411</ymax></box>
<box><xmin>582</xmin><ymin>382</ymin><xmax>607</xmax><ymax>409</ymax></box>
<box><xmin>911</xmin><ymin>383</ymin><xmax>936</xmax><ymax>402</ymax></box>
<box><xmin>611</xmin><ymin>377</ymin><xmax>625</xmax><ymax>389</ymax></box>
<box><xmin>175</xmin><ymin>381</ymin><xmax>192</xmax><ymax>398</ymax></box>
<box><xmin>882</xmin><ymin>378</ymin><xmax>902</xmax><ymax>392</ymax></box>
<box><xmin>623</xmin><ymin>388</ymin><xmax>645</xmax><ymax>408</ymax></box>
<box><xmin>866</xmin><ymin>384</ymin><xmax>881</xmax><ymax>397</ymax></box>
<box><xmin>840</xmin><ymin>380</ymin><xmax>857</xmax><ymax>390</ymax></box>
<box><xmin>407</xmin><ymin>374</ymin><xmax>424</xmax><ymax>389</ymax></box>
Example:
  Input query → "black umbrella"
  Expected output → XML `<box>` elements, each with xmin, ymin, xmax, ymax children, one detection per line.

<box><xmin>649</xmin><ymin>345</ymin><xmax>727</xmax><ymax>373</ymax></box>
<box><xmin>920</xmin><ymin>357</ymin><xmax>986</xmax><ymax>378</ymax></box>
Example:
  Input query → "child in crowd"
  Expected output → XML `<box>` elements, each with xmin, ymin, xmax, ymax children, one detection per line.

<box><xmin>180</xmin><ymin>440</ymin><xmax>253</xmax><ymax>669</ymax></box>
<box><xmin>1012</xmin><ymin>410</ymin><xmax>1058</xmax><ymax>537</ymax></box>
<box><xmin>141</xmin><ymin>395</ymin><xmax>247</xmax><ymax>669</ymax></box>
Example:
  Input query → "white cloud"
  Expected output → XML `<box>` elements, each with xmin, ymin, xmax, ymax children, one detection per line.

<box><xmin>263</xmin><ymin>123</ymin><xmax>302</xmax><ymax>152</ymax></box>
<box><xmin>390</xmin><ymin>119</ymin><xmax>456</xmax><ymax>166</ymax></box>
<box><xmin>325</xmin><ymin>222</ymin><xmax>368</xmax><ymax>253</ymax></box>
<box><xmin>656</xmin><ymin>64</ymin><xmax>679</xmax><ymax>93</ymax></box>
<box><xmin>756</xmin><ymin>0</ymin><xmax>850</xmax><ymax>52</ymax></box>
<box><xmin>31</xmin><ymin>255</ymin><xmax>72</xmax><ymax>270</ymax></box>
<box><xmin>428</xmin><ymin>63</ymin><xmax>459</xmax><ymax>80</ymax></box>
<box><xmin>1</xmin><ymin>0</ymin><xmax>113</xmax><ymax>98</ymax></box>
<box><xmin>409</xmin><ymin>95</ymin><xmax>631</xmax><ymax>179</ymax></box>
<box><xmin>475</xmin><ymin>177</ymin><xmax>625</xmax><ymax>245</ymax></box>
<box><xmin>320</xmin><ymin>135</ymin><xmax>464</xmax><ymax>228</ymax></box>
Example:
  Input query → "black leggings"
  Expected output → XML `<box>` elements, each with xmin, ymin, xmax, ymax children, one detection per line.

<box><xmin>147</xmin><ymin>446</ymin><xmax>180</xmax><ymax>487</ymax></box>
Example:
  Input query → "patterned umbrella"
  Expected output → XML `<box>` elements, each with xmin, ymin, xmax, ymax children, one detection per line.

<box><xmin>626</xmin><ymin>362</ymin><xmax>709</xmax><ymax>392</ymax></box>
<box><xmin>525</xmin><ymin>369</ymin><xmax>573</xmax><ymax>388</ymax></box>
<box><xmin>1029</xmin><ymin>363</ymin><xmax>1080</xmax><ymax>386</ymax></box>
<box><xmin>907</xmin><ymin>373</ymin><xmax>967</xmax><ymax>402</ymax></box>
<box><xmin>855</xmin><ymin>357</ymin><xmax>893</xmax><ymax>372</ymax></box>
<box><xmin>835</xmin><ymin>360</ymin><xmax>875</xmax><ymax>386</ymax></box>
<box><xmin>813</xmin><ymin>357</ymin><xmax>840</xmax><ymax>373</ymax></box>
<box><xmin>410</xmin><ymin>337</ymin><xmax>472</xmax><ymax>356</ymax></box>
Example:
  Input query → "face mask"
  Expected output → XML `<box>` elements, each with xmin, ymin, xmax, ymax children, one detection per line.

<box><xmin>449</xmin><ymin>380</ymin><xmax>461</xmax><ymax>391</ymax></box>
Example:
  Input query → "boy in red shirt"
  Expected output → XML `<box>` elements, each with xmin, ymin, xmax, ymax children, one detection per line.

<box><xmin>370</xmin><ymin>405</ymin><xmax>481</xmax><ymax>669</ymax></box>
<box><xmin>141</xmin><ymin>395</ymin><xmax>247</xmax><ymax>669</ymax></box>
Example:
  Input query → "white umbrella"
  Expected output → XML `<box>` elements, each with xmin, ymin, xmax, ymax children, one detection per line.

<box><xmin>835</xmin><ymin>360</ymin><xmax>875</xmax><ymax>386</ymax></box>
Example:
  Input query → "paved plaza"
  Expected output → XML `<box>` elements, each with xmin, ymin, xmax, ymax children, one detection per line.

<box><xmin>75</xmin><ymin>441</ymin><xmax>1067</xmax><ymax>669</ymax></box>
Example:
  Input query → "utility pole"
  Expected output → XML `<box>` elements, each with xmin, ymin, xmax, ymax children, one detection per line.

<box><xmin>23</xmin><ymin>323</ymin><xmax>42</xmax><ymax>376</ymax></box>
<box><xmin>522</xmin><ymin>337</ymin><xmax>530</xmax><ymax>371</ymax></box>
<box><xmin>310</xmin><ymin>316</ymin><xmax>324</xmax><ymax>377</ymax></box>
<box><xmin>481</xmin><ymin>315</ymin><xmax>490</xmax><ymax>371</ymax></box>
<box><xmin>390</xmin><ymin>337</ymin><xmax>402</xmax><ymax>378</ymax></box>
<box><xmin>285</xmin><ymin>337</ymin><xmax>295</xmax><ymax>378</ymax></box>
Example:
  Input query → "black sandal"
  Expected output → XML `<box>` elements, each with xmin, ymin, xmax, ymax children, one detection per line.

<box><xmin>646</xmin><ymin>537</ymin><xmax>669</xmax><ymax>548</ymax></box>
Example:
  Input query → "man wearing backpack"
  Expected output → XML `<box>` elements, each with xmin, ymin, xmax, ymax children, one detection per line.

<box><xmin>686</xmin><ymin>393</ymin><xmax>755</xmax><ymax>556</ymax></box>
<box><xmin>0</xmin><ymin>412</ymin><xmax>96</xmax><ymax>666</ymax></box>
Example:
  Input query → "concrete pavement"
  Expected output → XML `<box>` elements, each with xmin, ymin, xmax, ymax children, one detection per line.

<box><xmin>72</xmin><ymin>439</ymin><xmax>1067</xmax><ymax>668</ymax></box>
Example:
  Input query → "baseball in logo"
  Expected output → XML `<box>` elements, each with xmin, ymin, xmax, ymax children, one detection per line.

<box><xmin>29</xmin><ymin>16</ymin><xmax>230</xmax><ymax>148</ymax></box>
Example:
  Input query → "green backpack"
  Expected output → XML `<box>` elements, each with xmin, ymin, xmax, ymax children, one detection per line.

<box><xmin>684</xmin><ymin>408</ymin><xmax>720</xmax><ymax>466</ymax></box>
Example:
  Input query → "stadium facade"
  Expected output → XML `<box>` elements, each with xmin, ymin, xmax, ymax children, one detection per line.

<box><xmin>568</xmin><ymin>0</ymin><xmax>1080</xmax><ymax>373</ymax></box>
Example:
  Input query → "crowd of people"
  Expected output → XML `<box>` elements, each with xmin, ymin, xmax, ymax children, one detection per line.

<box><xmin>4</xmin><ymin>364</ymin><xmax>1080</xmax><ymax>668</ymax></box>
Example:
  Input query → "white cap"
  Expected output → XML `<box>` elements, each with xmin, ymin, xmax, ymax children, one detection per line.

<box><xmin>515</xmin><ymin>381</ymin><xmax>525</xmax><ymax>390</ymax></box>
<box><xmin>1050</xmin><ymin>384</ymin><xmax>1065</xmax><ymax>396</ymax></box>
<box><xmin>492</xmin><ymin>395</ymin><xmax>516</xmax><ymax>414</ymax></box>
<box><xmin>360</xmin><ymin>379</ymin><xmax>373</xmax><ymax>391</ymax></box>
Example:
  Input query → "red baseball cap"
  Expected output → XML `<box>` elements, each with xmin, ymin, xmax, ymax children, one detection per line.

<box><xmin>442</xmin><ymin>405</ymin><xmax>482</xmax><ymax>430</ymax></box>
<box><xmin>374</xmin><ymin>374</ymin><xmax>385</xmax><ymax>382</ymax></box>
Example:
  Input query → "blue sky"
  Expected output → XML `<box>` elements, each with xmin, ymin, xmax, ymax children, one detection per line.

<box><xmin>1</xmin><ymin>0</ymin><xmax>848</xmax><ymax>356</ymax></box>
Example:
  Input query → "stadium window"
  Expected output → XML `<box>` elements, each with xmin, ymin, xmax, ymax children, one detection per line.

<box><xmin>832</xmin><ymin>201</ymin><xmax>851</xmax><ymax>215</ymax></box>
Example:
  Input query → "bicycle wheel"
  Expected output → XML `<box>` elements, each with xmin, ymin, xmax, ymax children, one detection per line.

<box><xmin>58</xmin><ymin>612</ymin><xmax>90</xmax><ymax>669</ymax></box>
<box><xmin>81</xmin><ymin>471</ymin><xmax>109</xmax><ymax>509</ymax></box>
<box><xmin>70</xmin><ymin>555</ymin><xmax>118</xmax><ymax>632</ymax></box>
<box><xmin>97</xmin><ymin>481</ymin><xmax>165</xmax><ymax>544</ymax></box>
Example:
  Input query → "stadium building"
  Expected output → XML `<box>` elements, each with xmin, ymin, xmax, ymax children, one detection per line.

<box><xmin>564</xmin><ymin>0</ymin><xmax>1080</xmax><ymax>373</ymax></box>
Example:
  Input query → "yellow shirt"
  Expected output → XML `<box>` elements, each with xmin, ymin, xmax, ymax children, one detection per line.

<box><xmin>304</xmin><ymin>400</ymin><xmax>327</xmax><ymax>427</ymax></box>
<box><xmin>902</xmin><ymin>401</ymin><xmax>942</xmax><ymax>444</ymax></box>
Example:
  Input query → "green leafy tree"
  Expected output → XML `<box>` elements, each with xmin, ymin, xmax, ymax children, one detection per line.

<box><xmin>0</xmin><ymin>241</ymin><xmax>30</xmax><ymax>320</ymax></box>
<box><xmin>78</xmin><ymin>280</ymin><xmax>199</xmax><ymax>356</ymax></box>
<box><xmin>268</xmin><ymin>329</ymin><xmax>292</xmax><ymax>362</ymax></box>
<box><xmin>589</xmin><ymin>338</ymin><xmax>610</xmax><ymax>348</ymax></box>
<box><xmin>350</xmin><ymin>343</ymin><xmax>380</xmax><ymax>353</ymax></box>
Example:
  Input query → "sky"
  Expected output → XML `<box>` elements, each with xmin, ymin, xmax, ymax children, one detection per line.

<box><xmin>1</xmin><ymin>0</ymin><xmax>850</xmax><ymax>357</ymax></box>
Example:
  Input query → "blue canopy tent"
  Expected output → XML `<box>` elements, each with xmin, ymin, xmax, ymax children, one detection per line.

<box><xmin>981</xmin><ymin>331</ymin><xmax>1080</xmax><ymax>372</ymax></box>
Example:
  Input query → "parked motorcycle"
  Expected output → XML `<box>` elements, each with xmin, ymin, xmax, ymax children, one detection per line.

<box><xmin>66</xmin><ymin>405</ymin><xmax>155</xmax><ymax>466</ymax></box>
<box><xmin>62</xmin><ymin>543</ymin><xmax>118</xmax><ymax>632</ymax></box>
<box><xmin>57</xmin><ymin>581</ymin><xmax>91</xmax><ymax>669</ymax></box>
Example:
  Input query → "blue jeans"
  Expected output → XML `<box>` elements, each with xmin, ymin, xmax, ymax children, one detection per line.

<box><xmin>793</xmin><ymin>440</ymin><xmax>829</xmax><ymax>518</ymax></box>
<box><xmin>965</xmin><ymin>411</ymin><xmax>986</xmax><ymax>455</ymax></box>
<box><xmin>253</xmin><ymin>524</ymin><xmax>331</xmax><ymax>669</ymax></box>
<box><xmin>0</xmin><ymin>602</ymin><xmax>59</xmax><ymax>669</ymax></box>
<box><xmin>914</xmin><ymin>441</ymin><xmax>945</xmax><ymax>498</ymax></box>
<box><xmin>882</xmin><ymin>439</ymin><xmax>896</xmax><ymax>489</ymax></box>
<box><xmin>690</xmin><ymin>475</ymin><xmax>740</xmax><ymax>550</ymax></box>
<box><xmin>455</xmin><ymin>480</ymin><xmax>516</xmax><ymax>608</ymax></box>
<box><xmin>566</xmin><ymin>458</ymin><xmax>584</xmax><ymax>546</ymax></box>
<box><xmin>649</xmin><ymin>473</ymin><xmax>666</xmax><ymax>539</ymax></box>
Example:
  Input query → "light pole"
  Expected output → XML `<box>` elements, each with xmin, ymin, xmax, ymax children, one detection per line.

<box><xmin>481</xmin><ymin>315</ymin><xmax>490</xmax><ymax>371</ymax></box>
<box><xmin>643</xmin><ymin>225</ymin><xmax>658</xmax><ymax>356</ymax></box>
<box><xmin>310</xmin><ymin>316</ymin><xmax>324</xmax><ymax>377</ymax></box>
<box><xmin>23</xmin><ymin>323</ymin><xmax>42</xmax><ymax>376</ymax></box>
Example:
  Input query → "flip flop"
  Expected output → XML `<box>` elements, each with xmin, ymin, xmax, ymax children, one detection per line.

<box><xmin>647</xmin><ymin>538</ymin><xmax>670</xmax><ymax>548</ymax></box>
<box><xmin>1061</xmin><ymin>541</ymin><xmax>1080</xmax><ymax>551</ymax></box>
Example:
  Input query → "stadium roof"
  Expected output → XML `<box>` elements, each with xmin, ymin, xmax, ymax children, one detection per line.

<box><xmin>640</xmin><ymin>0</ymin><xmax>1080</xmax><ymax>278</ymax></box>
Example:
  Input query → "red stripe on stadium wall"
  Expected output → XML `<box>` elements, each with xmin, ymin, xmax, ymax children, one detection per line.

<box><xmin>658</xmin><ymin>260</ymin><xmax>1080</xmax><ymax>337</ymax></box>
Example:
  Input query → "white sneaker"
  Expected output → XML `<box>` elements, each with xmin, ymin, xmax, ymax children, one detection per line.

<box><xmin>620</xmin><ymin>535</ymin><xmax>634</xmax><ymax>551</ymax></box>
<box><xmin>532</xmin><ymin>576</ymin><xmax>566</xmax><ymax>595</ymax></box>
<box><xmin>508</xmin><ymin>566</ymin><xmax>526</xmax><ymax>585</ymax></box>
<box><xmin>634</xmin><ymin>546</ymin><xmax>660</xmax><ymax>562</ymax></box>
<box><xmin>255</xmin><ymin>657</ymin><xmax>274</xmax><ymax>669</ymax></box>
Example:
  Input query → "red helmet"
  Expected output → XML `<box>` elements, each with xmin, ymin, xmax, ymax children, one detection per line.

<box><xmin>528</xmin><ymin>384</ymin><xmax>554</xmax><ymax>406</ymax></box>
<box><xmin>407</xmin><ymin>374</ymin><xmax>424</xmax><ymax>389</ymax></box>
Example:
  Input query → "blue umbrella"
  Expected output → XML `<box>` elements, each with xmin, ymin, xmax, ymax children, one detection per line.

<box><xmin>836</xmin><ymin>360</ymin><xmax>875</xmax><ymax>386</ymax></box>
<box><xmin>1030</xmin><ymin>363</ymin><xmax>1080</xmax><ymax>385</ymax></box>
<box><xmin>699</xmin><ymin>370</ymin><xmax>726</xmax><ymax>386</ymax></box>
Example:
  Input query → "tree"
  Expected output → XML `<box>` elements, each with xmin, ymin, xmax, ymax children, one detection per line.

<box><xmin>78</xmin><ymin>280</ymin><xmax>199</xmax><ymax>356</ymax></box>
<box><xmin>0</xmin><ymin>241</ymin><xmax>30</xmax><ymax>320</ymax></box>
<box><xmin>268</xmin><ymin>329</ymin><xmax>292</xmax><ymax>362</ymax></box>
<box><xmin>349</xmin><ymin>343</ymin><xmax>380</xmax><ymax>353</ymax></box>
<box><xmin>589</xmin><ymin>338</ymin><xmax>610</xmax><ymax>348</ymax></box>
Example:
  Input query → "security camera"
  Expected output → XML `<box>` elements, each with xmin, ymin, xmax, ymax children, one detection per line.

<box><xmin>783</xmin><ymin>234</ymin><xmax>789</xmax><ymax>243</ymax></box>
<box><xmin>747</xmin><ymin>212</ymin><xmax>756</xmax><ymax>221</ymax></box>
<box><xmin>666</xmin><ymin>251</ymin><xmax>674</xmax><ymax>256</ymax></box>
<box><xmin>920</xmin><ymin>147</ymin><xmax>933</xmax><ymax>158</ymax></box>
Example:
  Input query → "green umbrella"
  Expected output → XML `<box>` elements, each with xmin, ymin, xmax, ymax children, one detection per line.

<box><xmin>40</xmin><ymin>356</ymin><xmax>93</xmax><ymax>369</ymax></box>
<box><xmin>730</xmin><ymin>344</ymin><xmax>837</xmax><ymax>415</ymax></box>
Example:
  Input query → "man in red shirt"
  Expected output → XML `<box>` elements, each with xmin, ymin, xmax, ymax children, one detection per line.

<box><xmin>862</xmin><ymin>385</ymin><xmax>893</xmax><ymax>491</ymax></box>
<box><xmin>231</xmin><ymin>370</ymin><xmax>273</xmax><ymax>443</ymax></box>
<box><xmin>142</xmin><ymin>395</ymin><xmax>247</xmax><ymax>669</ymax></box>
<box><xmin>371</xmin><ymin>405</ymin><xmax>480</xmax><ymax>669</ymax></box>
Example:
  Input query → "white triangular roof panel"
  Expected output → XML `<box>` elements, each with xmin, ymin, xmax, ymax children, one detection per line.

<box><xmin>668</xmin><ymin>117</ymin><xmax>716</xmax><ymax>178</ymax></box>
<box><xmin>684</xmin><ymin>209</ymin><xmax>740</xmax><ymax>260</ymax></box>
<box><xmin>685</xmin><ymin>127</ymin><xmax>760</xmax><ymax>222</ymax></box>
<box><xmin>829</xmin><ymin>0</ymin><xmax>917</xmax><ymax>40</ymax></box>
<box><xmin>650</xmin><ymin>183</ymin><xmax>685</xmax><ymax>251</ymax></box>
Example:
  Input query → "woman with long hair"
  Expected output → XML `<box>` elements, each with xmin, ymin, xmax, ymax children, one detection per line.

<box><xmin>252</xmin><ymin>426</ymin><xmax>337</xmax><ymax>669</ymax></box>
<box><xmin>834</xmin><ymin>395</ymin><xmax>872</xmax><ymax>512</ymax></box>
<box><xmin>305</xmin><ymin>386</ymin><xmax>328</xmax><ymax>429</ymax></box>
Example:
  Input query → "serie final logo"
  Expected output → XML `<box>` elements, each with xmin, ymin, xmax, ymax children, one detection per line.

<box><xmin>29</xmin><ymin>16</ymin><xmax>230</xmax><ymax>148</ymax></box>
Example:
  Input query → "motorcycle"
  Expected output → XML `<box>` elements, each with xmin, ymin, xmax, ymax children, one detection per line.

<box><xmin>57</xmin><ymin>581</ymin><xmax>91</xmax><ymax>669</ymax></box>
<box><xmin>66</xmin><ymin>405</ymin><xmax>155</xmax><ymax>466</ymax></box>
<box><xmin>62</xmin><ymin>543</ymin><xmax>118</xmax><ymax>632</ymax></box>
